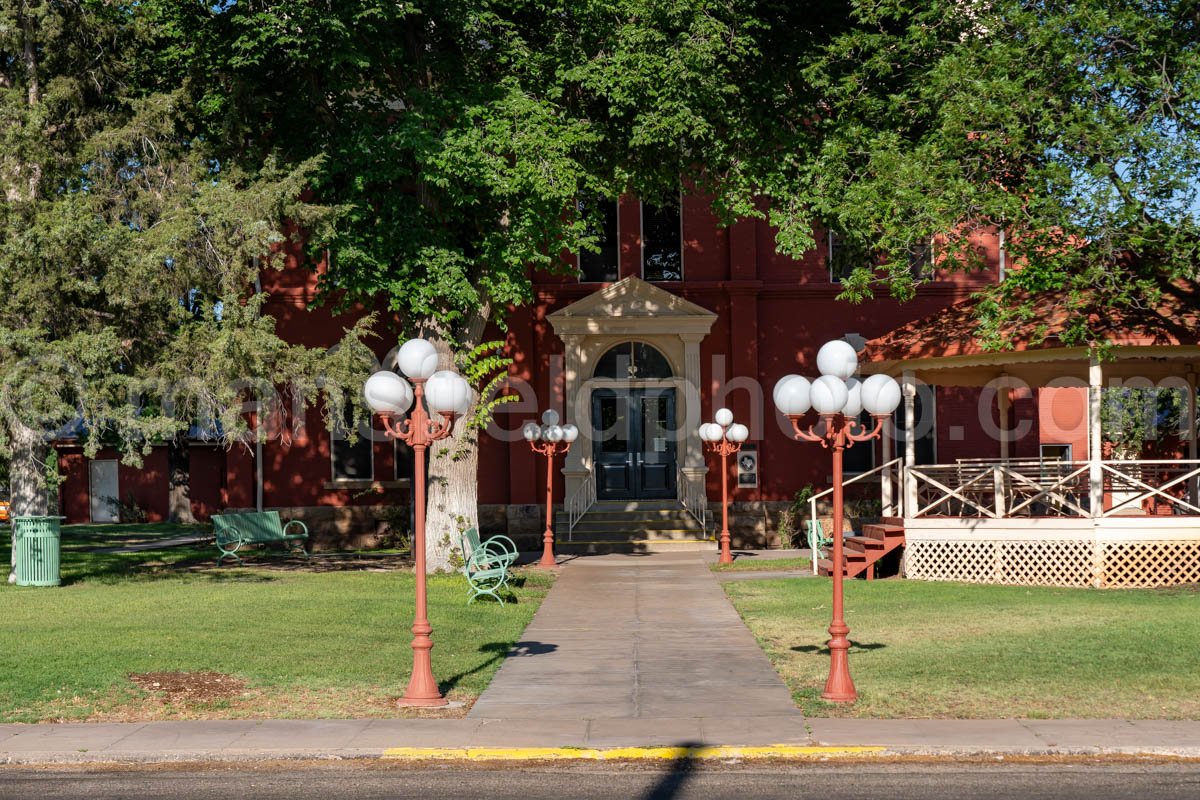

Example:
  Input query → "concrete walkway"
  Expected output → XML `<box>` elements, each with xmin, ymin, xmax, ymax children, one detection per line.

<box><xmin>468</xmin><ymin>552</ymin><xmax>807</xmax><ymax>746</ymax></box>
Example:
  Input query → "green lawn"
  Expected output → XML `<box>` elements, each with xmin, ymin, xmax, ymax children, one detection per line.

<box><xmin>0</xmin><ymin>525</ymin><xmax>552</xmax><ymax>723</ymax></box>
<box><xmin>723</xmin><ymin>577</ymin><xmax>1200</xmax><ymax>720</ymax></box>
<box><xmin>711</xmin><ymin>556</ymin><xmax>812</xmax><ymax>573</ymax></box>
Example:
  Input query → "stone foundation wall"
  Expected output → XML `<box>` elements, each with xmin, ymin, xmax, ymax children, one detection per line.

<box><xmin>231</xmin><ymin>505</ymin><xmax>409</xmax><ymax>551</ymax></box>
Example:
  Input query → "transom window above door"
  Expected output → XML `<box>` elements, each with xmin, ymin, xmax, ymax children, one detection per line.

<box><xmin>594</xmin><ymin>342</ymin><xmax>673</xmax><ymax>380</ymax></box>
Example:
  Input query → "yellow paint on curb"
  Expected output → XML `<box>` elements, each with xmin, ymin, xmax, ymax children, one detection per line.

<box><xmin>382</xmin><ymin>744</ymin><xmax>886</xmax><ymax>761</ymax></box>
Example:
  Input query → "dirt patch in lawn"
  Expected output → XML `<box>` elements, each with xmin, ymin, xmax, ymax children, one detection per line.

<box><xmin>128</xmin><ymin>671</ymin><xmax>248</xmax><ymax>706</ymax></box>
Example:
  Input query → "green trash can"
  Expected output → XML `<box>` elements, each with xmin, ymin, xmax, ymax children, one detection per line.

<box><xmin>13</xmin><ymin>516</ymin><xmax>64</xmax><ymax>587</ymax></box>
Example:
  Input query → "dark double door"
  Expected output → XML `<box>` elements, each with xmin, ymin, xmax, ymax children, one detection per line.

<box><xmin>591</xmin><ymin>388</ymin><xmax>677</xmax><ymax>500</ymax></box>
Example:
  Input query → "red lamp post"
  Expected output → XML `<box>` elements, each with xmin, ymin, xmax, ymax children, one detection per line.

<box><xmin>773</xmin><ymin>341</ymin><xmax>901</xmax><ymax>704</ymax></box>
<box><xmin>523</xmin><ymin>411</ymin><xmax>579</xmax><ymax>569</ymax></box>
<box><xmin>365</xmin><ymin>339</ymin><xmax>472</xmax><ymax>708</ymax></box>
<box><xmin>699</xmin><ymin>409</ymin><xmax>750</xmax><ymax>565</ymax></box>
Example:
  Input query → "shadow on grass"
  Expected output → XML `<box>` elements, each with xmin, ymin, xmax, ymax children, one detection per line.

<box><xmin>438</xmin><ymin>640</ymin><xmax>558</xmax><ymax>694</ymax></box>
<box><xmin>792</xmin><ymin>641</ymin><xmax>887</xmax><ymax>655</ymax></box>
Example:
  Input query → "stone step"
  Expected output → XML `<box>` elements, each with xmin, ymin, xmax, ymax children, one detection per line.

<box><xmin>557</xmin><ymin>538</ymin><xmax>718</xmax><ymax>555</ymax></box>
<box><xmin>558</xmin><ymin>529</ymin><xmax>715</xmax><ymax>543</ymax></box>
<box><xmin>588</xmin><ymin>500</ymin><xmax>684</xmax><ymax>512</ymax></box>
<box><xmin>562</xmin><ymin>517</ymin><xmax>704</xmax><ymax>533</ymax></box>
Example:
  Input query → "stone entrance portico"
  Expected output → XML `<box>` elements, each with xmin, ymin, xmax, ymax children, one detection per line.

<box><xmin>548</xmin><ymin>277</ymin><xmax>717</xmax><ymax>507</ymax></box>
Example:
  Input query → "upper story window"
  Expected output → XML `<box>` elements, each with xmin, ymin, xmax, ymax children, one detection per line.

<box><xmin>827</xmin><ymin>232</ymin><xmax>857</xmax><ymax>283</ymax></box>
<box><xmin>577</xmin><ymin>197</ymin><xmax>619</xmax><ymax>283</ymax></box>
<box><xmin>332</xmin><ymin>409</ymin><xmax>373</xmax><ymax>481</ymax></box>
<box><xmin>907</xmin><ymin>239</ymin><xmax>935</xmax><ymax>281</ymax></box>
<box><xmin>642</xmin><ymin>201</ymin><xmax>682</xmax><ymax>281</ymax></box>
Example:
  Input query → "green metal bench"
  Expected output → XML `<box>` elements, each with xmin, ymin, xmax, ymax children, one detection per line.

<box><xmin>459</xmin><ymin>527</ymin><xmax>514</xmax><ymax>605</ymax></box>
<box><xmin>461</xmin><ymin>527</ymin><xmax>518</xmax><ymax>569</ymax></box>
<box><xmin>213</xmin><ymin>511</ymin><xmax>309</xmax><ymax>565</ymax></box>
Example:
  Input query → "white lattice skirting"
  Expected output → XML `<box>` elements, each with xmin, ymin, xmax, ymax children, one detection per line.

<box><xmin>905</xmin><ymin>538</ymin><xmax>1200</xmax><ymax>588</ymax></box>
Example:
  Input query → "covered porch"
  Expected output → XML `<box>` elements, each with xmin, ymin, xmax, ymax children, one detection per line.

<box><xmin>852</xmin><ymin>281</ymin><xmax>1200</xmax><ymax>588</ymax></box>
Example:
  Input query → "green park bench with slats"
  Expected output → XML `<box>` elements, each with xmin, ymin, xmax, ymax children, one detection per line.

<box><xmin>213</xmin><ymin>511</ymin><xmax>309</xmax><ymax>565</ymax></box>
<box><xmin>460</xmin><ymin>527</ymin><xmax>515</xmax><ymax>605</ymax></box>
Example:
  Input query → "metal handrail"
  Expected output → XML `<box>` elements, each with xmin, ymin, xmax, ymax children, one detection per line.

<box><xmin>807</xmin><ymin>457</ymin><xmax>903</xmax><ymax>527</ymax></box>
<box><xmin>565</xmin><ymin>469</ymin><xmax>596</xmax><ymax>540</ymax></box>
<box><xmin>677</xmin><ymin>465</ymin><xmax>709</xmax><ymax>535</ymax></box>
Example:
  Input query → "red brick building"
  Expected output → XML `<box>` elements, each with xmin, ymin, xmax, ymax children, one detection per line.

<box><xmin>55</xmin><ymin>195</ymin><xmax>1083</xmax><ymax>545</ymax></box>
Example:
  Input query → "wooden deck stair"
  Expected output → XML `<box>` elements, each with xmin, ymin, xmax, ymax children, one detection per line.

<box><xmin>817</xmin><ymin>518</ymin><xmax>905</xmax><ymax>580</ymax></box>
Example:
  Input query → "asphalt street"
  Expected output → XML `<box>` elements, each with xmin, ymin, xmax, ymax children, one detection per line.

<box><xmin>2</xmin><ymin>762</ymin><xmax>1199</xmax><ymax>800</ymax></box>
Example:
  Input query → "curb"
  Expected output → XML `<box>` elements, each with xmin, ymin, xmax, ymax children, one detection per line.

<box><xmin>382</xmin><ymin>745</ymin><xmax>886</xmax><ymax>761</ymax></box>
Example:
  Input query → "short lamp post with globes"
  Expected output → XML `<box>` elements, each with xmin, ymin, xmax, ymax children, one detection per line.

<box><xmin>523</xmin><ymin>410</ymin><xmax>579</xmax><ymax>568</ymax></box>
<box><xmin>698</xmin><ymin>409</ymin><xmax>749</xmax><ymax>565</ymax></box>
<box><xmin>363</xmin><ymin>338</ymin><xmax>473</xmax><ymax>708</ymax></box>
<box><xmin>772</xmin><ymin>340</ymin><xmax>901</xmax><ymax>704</ymax></box>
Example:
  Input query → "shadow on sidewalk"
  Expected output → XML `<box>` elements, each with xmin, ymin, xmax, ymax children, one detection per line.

<box><xmin>438</xmin><ymin>640</ymin><xmax>558</xmax><ymax>694</ymax></box>
<box><xmin>642</xmin><ymin>742</ymin><xmax>701</xmax><ymax>800</ymax></box>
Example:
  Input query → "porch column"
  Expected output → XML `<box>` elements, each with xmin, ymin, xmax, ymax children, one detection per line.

<box><xmin>997</xmin><ymin>373</ymin><xmax>1011</xmax><ymax>460</ymax></box>
<box><xmin>679</xmin><ymin>333</ymin><xmax>708</xmax><ymax>498</ymax></box>
<box><xmin>880</xmin><ymin>415</ymin><xmax>894</xmax><ymax>517</ymax></box>
<box><xmin>1089</xmin><ymin>355</ymin><xmax>1103</xmax><ymax>518</ymax></box>
<box><xmin>1188</xmin><ymin>369</ymin><xmax>1198</xmax><ymax>506</ymax></box>
<box><xmin>560</xmin><ymin>334</ymin><xmax>588</xmax><ymax>500</ymax></box>
<box><xmin>902</xmin><ymin>370</ymin><xmax>918</xmax><ymax>518</ymax></box>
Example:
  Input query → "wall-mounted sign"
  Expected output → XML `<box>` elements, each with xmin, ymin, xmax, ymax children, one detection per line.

<box><xmin>737</xmin><ymin>444</ymin><xmax>758</xmax><ymax>489</ymax></box>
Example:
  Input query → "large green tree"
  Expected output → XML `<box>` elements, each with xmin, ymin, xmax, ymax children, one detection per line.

<box><xmin>752</xmin><ymin>0</ymin><xmax>1200</xmax><ymax>345</ymax></box>
<box><xmin>0</xmin><ymin>0</ymin><xmax>370</xmax><ymax>577</ymax></box>
<box><xmin>178</xmin><ymin>0</ymin><xmax>794</xmax><ymax>568</ymax></box>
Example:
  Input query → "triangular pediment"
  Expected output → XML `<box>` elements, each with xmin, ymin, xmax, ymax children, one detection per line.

<box><xmin>549</xmin><ymin>276</ymin><xmax>715</xmax><ymax>322</ymax></box>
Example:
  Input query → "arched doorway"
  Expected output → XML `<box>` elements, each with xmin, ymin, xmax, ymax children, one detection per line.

<box><xmin>591</xmin><ymin>343</ymin><xmax>677</xmax><ymax>499</ymax></box>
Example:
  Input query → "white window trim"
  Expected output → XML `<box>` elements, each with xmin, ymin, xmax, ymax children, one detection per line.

<box><xmin>576</xmin><ymin>198</ymin><xmax>621</xmax><ymax>284</ymax></box>
<box><xmin>639</xmin><ymin>190</ymin><xmax>684</xmax><ymax>282</ymax></box>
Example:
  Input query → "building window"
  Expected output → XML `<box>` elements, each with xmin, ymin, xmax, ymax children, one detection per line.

<box><xmin>577</xmin><ymin>197</ymin><xmax>619</xmax><ymax>283</ymax></box>
<box><xmin>843</xmin><ymin>412</ymin><xmax>876</xmax><ymax>474</ymax></box>
<box><xmin>641</xmin><ymin>201</ymin><xmax>682</xmax><ymax>281</ymax></box>
<box><xmin>331</xmin><ymin>410</ymin><xmax>373</xmax><ymax>481</ymax></box>
<box><xmin>594</xmin><ymin>342</ymin><xmax>673</xmax><ymax>380</ymax></box>
<box><xmin>394</xmin><ymin>438</ymin><xmax>413</xmax><ymax>481</ymax></box>
<box><xmin>907</xmin><ymin>238</ymin><xmax>935</xmax><ymax>280</ymax></box>
<box><xmin>893</xmin><ymin>384</ymin><xmax>937</xmax><ymax>465</ymax></box>
<box><xmin>827</xmin><ymin>231</ymin><xmax>857</xmax><ymax>283</ymax></box>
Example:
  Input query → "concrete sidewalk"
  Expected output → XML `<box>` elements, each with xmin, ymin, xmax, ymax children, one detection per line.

<box><xmin>2</xmin><ymin>717</ymin><xmax>1198</xmax><ymax>764</ymax></box>
<box><xmin>2</xmin><ymin>551</ymin><xmax>1198</xmax><ymax>764</ymax></box>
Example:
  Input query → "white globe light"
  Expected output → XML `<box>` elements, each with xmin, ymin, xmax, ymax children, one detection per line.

<box><xmin>727</xmin><ymin>423</ymin><xmax>750</xmax><ymax>443</ymax></box>
<box><xmin>842</xmin><ymin>377</ymin><xmax>863</xmax><ymax>417</ymax></box>
<box><xmin>714</xmin><ymin>407</ymin><xmax>734</xmax><ymax>428</ymax></box>
<box><xmin>698</xmin><ymin>422</ymin><xmax>719</xmax><ymax>442</ymax></box>
<box><xmin>424</xmin><ymin>369</ymin><xmax>460</xmax><ymax>414</ymax></box>
<box><xmin>450</xmin><ymin>375</ymin><xmax>472</xmax><ymax>415</ymax></box>
<box><xmin>523</xmin><ymin>422</ymin><xmax>542</xmax><ymax>441</ymax></box>
<box><xmin>816</xmin><ymin>339</ymin><xmax>859</xmax><ymax>380</ymax></box>
<box><xmin>811</xmin><ymin>375</ymin><xmax>850</xmax><ymax>415</ymax></box>
<box><xmin>861</xmin><ymin>373</ymin><xmax>903</xmax><ymax>416</ymax></box>
<box><xmin>396</xmin><ymin>338</ymin><xmax>439</xmax><ymax>380</ymax></box>
<box><xmin>562</xmin><ymin>424</ymin><xmax>580</xmax><ymax>443</ymax></box>
<box><xmin>773</xmin><ymin>375</ymin><xmax>812</xmax><ymax>416</ymax></box>
<box><xmin>545</xmin><ymin>424</ymin><xmax>564</xmax><ymax>443</ymax></box>
<box><xmin>363</xmin><ymin>371</ymin><xmax>414</xmax><ymax>415</ymax></box>
<box><xmin>541</xmin><ymin>409</ymin><xmax>560</xmax><ymax>426</ymax></box>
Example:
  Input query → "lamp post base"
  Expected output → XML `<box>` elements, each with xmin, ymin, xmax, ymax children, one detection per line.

<box><xmin>537</xmin><ymin>530</ymin><xmax>558</xmax><ymax>569</ymax></box>
<box><xmin>820</xmin><ymin>621</ymin><xmax>857</xmax><ymax>703</ymax></box>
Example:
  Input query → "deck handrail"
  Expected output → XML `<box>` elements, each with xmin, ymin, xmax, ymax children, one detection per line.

<box><xmin>807</xmin><ymin>457</ymin><xmax>903</xmax><ymax>529</ymax></box>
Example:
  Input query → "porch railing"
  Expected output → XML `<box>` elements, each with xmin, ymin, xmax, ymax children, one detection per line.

<box><xmin>904</xmin><ymin>458</ymin><xmax>1200</xmax><ymax>519</ymax></box>
<box><xmin>677</xmin><ymin>465</ymin><xmax>709</xmax><ymax>535</ymax></box>
<box><xmin>565</xmin><ymin>469</ymin><xmax>596</xmax><ymax>540</ymax></box>
<box><xmin>807</xmin><ymin>457</ymin><xmax>903</xmax><ymax>530</ymax></box>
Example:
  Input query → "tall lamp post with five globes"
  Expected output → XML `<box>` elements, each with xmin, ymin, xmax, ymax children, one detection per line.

<box><xmin>364</xmin><ymin>338</ymin><xmax>472</xmax><ymax>707</ymax></box>
<box><xmin>523</xmin><ymin>410</ymin><xmax>579</xmax><ymax>568</ymax></box>
<box><xmin>698</xmin><ymin>408</ymin><xmax>749</xmax><ymax>565</ymax></box>
<box><xmin>773</xmin><ymin>340</ymin><xmax>901</xmax><ymax>703</ymax></box>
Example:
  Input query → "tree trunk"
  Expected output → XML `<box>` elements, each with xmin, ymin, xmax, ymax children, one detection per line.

<box><xmin>167</xmin><ymin>435</ymin><xmax>197</xmax><ymax>523</ymax></box>
<box><xmin>8</xmin><ymin>422</ymin><xmax>48</xmax><ymax>583</ymax></box>
<box><xmin>421</xmin><ymin>306</ymin><xmax>490</xmax><ymax>572</ymax></box>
